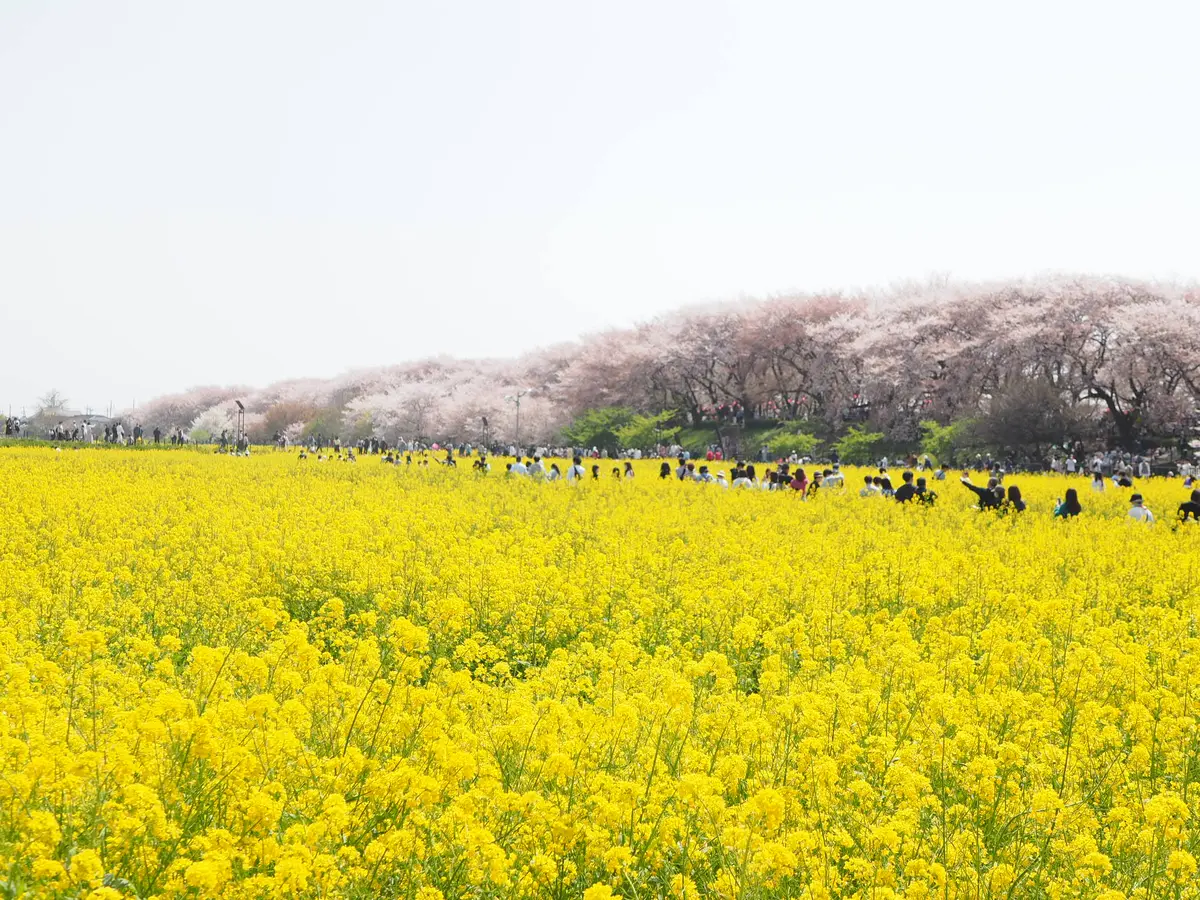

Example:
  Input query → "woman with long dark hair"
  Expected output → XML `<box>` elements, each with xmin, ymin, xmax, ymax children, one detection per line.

<box><xmin>1054</xmin><ymin>488</ymin><xmax>1082</xmax><ymax>518</ymax></box>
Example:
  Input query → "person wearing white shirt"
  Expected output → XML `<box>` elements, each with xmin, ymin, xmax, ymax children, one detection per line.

<box><xmin>824</xmin><ymin>465</ymin><xmax>845</xmax><ymax>487</ymax></box>
<box><xmin>1138</xmin><ymin>459</ymin><xmax>1151</xmax><ymax>479</ymax></box>
<box><xmin>566</xmin><ymin>457</ymin><xmax>586</xmax><ymax>482</ymax></box>
<box><xmin>528</xmin><ymin>456</ymin><xmax>546</xmax><ymax>477</ymax></box>
<box><xmin>1066</xmin><ymin>455</ymin><xmax>1077</xmax><ymax>474</ymax></box>
<box><xmin>1128</xmin><ymin>494</ymin><xmax>1155</xmax><ymax>523</ymax></box>
<box><xmin>509</xmin><ymin>459</ymin><xmax>528</xmax><ymax>476</ymax></box>
<box><xmin>546</xmin><ymin>463</ymin><xmax>561</xmax><ymax>482</ymax></box>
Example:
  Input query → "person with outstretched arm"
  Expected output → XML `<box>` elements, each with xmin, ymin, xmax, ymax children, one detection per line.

<box><xmin>960</xmin><ymin>474</ymin><xmax>1002</xmax><ymax>509</ymax></box>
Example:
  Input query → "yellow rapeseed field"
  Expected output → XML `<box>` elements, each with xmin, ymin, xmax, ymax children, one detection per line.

<box><xmin>2</xmin><ymin>448</ymin><xmax>1200</xmax><ymax>900</ymax></box>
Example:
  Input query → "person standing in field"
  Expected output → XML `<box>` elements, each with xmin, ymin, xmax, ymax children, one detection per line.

<box><xmin>893</xmin><ymin>471</ymin><xmax>917</xmax><ymax>503</ymax></box>
<box><xmin>1178</xmin><ymin>489</ymin><xmax>1200</xmax><ymax>522</ymax></box>
<box><xmin>1127</xmin><ymin>494</ymin><xmax>1155</xmax><ymax>523</ymax></box>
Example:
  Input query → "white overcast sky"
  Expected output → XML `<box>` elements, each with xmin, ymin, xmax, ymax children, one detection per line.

<box><xmin>2</xmin><ymin>1</ymin><xmax>1198</xmax><ymax>414</ymax></box>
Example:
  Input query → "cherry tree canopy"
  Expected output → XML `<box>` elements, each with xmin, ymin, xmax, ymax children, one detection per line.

<box><xmin>127</xmin><ymin>276</ymin><xmax>1200</xmax><ymax>450</ymax></box>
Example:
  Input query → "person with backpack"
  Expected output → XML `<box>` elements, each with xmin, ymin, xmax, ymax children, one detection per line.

<box><xmin>566</xmin><ymin>456</ymin><xmax>587</xmax><ymax>483</ymax></box>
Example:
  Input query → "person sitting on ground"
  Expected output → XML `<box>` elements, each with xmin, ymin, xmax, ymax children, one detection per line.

<box><xmin>660</xmin><ymin>461</ymin><xmax>671</xmax><ymax>479</ymax></box>
<box><xmin>879</xmin><ymin>475</ymin><xmax>895</xmax><ymax>497</ymax></box>
<box><xmin>546</xmin><ymin>462</ymin><xmax>561</xmax><ymax>481</ymax></box>
<box><xmin>1092</xmin><ymin>471</ymin><xmax>1106</xmax><ymax>492</ymax></box>
<box><xmin>1004</xmin><ymin>485</ymin><xmax>1026</xmax><ymax>513</ymax></box>
<box><xmin>1127</xmin><ymin>493</ymin><xmax>1155</xmax><ymax>523</ymax></box>
<box><xmin>1114</xmin><ymin>469</ymin><xmax>1134</xmax><ymax>488</ymax></box>
<box><xmin>961</xmin><ymin>474</ymin><xmax>1003</xmax><ymax>510</ymax></box>
<box><xmin>934</xmin><ymin>465</ymin><xmax>947</xmax><ymax>481</ymax></box>
<box><xmin>894</xmin><ymin>471</ymin><xmax>917</xmax><ymax>503</ymax></box>
<box><xmin>624</xmin><ymin>461</ymin><xmax>635</xmax><ymax>479</ymax></box>
<box><xmin>824</xmin><ymin>464</ymin><xmax>844</xmax><ymax>487</ymax></box>
<box><xmin>697</xmin><ymin>465</ymin><xmax>715</xmax><ymax>483</ymax></box>
<box><xmin>591</xmin><ymin>464</ymin><xmax>600</xmax><ymax>480</ymax></box>
<box><xmin>1179</xmin><ymin>489</ymin><xmax>1200</xmax><ymax>522</ymax></box>
<box><xmin>1054</xmin><ymin>488</ymin><xmax>1083</xmax><ymax>518</ymax></box>
<box><xmin>860</xmin><ymin>475</ymin><xmax>879</xmax><ymax>497</ymax></box>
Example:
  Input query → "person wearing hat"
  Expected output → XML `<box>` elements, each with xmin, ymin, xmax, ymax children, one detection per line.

<box><xmin>1128</xmin><ymin>493</ymin><xmax>1155</xmax><ymax>523</ymax></box>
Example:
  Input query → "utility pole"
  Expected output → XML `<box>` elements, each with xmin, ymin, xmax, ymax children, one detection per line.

<box><xmin>504</xmin><ymin>388</ymin><xmax>533</xmax><ymax>452</ymax></box>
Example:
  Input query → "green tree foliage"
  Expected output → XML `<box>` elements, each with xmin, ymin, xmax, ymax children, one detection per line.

<box><xmin>919</xmin><ymin>419</ymin><xmax>976</xmax><ymax>464</ymax></box>
<box><xmin>834</xmin><ymin>426</ymin><xmax>885</xmax><ymax>465</ymax></box>
<box><xmin>763</xmin><ymin>427</ymin><xmax>821</xmax><ymax>459</ymax></box>
<box><xmin>561</xmin><ymin>408</ymin><xmax>633</xmax><ymax>451</ymax></box>
<box><xmin>615</xmin><ymin>411</ymin><xmax>679</xmax><ymax>450</ymax></box>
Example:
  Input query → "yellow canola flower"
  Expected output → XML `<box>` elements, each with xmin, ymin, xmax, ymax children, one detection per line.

<box><xmin>0</xmin><ymin>449</ymin><xmax>1198</xmax><ymax>898</ymax></box>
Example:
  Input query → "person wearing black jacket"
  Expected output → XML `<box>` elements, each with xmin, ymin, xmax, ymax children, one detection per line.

<box><xmin>961</xmin><ymin>475</ymin><xmax>1003</xmax><ymax>509</ymax></box>
<box><xmin>1179</xmin><ymin>489</ymin><xmax>1200</xmax><ymax>522</ymax></box>
<box><xmin>894</xmin><ymin>471</ymin><xmax>917</xmax><ymax>503</ymax></box>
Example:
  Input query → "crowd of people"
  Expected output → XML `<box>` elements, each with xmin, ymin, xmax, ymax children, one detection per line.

<box><xmin>10</xmin><ymin>416</ymin><xmax>1200</xmax><ymax>523</ymax></box>
<box><xmin>457</xmin><ymin>450</ymin><xmax>1200</xmax><ymax>525</ymax></box>
<box><xmin>3</xmin><ymin>417</ymin><xmax>193</xmax><ymax>445</ymax></box>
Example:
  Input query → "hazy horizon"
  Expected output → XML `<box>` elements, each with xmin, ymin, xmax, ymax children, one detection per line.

<box><xmin>3</xmin><ymin>0</ymin><xmax>1199</xmax><ymax>414</ymax></box>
